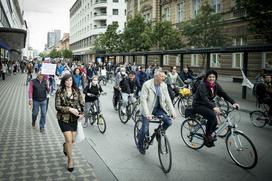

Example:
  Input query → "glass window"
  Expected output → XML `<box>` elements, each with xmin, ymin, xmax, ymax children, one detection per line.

<box><xmin>163</xmin><ymin>55</ymin><xmax>169</xmax><ymax>65</ymax></box>
<box><xmin>113</xmin><ymin>0</ymin><xmax>119</xmax><ymax>2</ymax></box>
<box><xmin>232</xmin><ymin>37</ymin><xmax>244</xmax><ymax>68</ymax></box>
<box><xmin>113</xmin><ymin>9</ymin><xmax>119</xmax><ymax>15</ymax></box>
<box><xmin>192</xmin><ymin>0</ymin><xmax>200</xmax><ymax>18</ymax></box>
<box><xmin>177</xmin><ymin>1</ymin><xmax>185</xmax><ymax>23</ymax></box>
<box><xmin>212</xmin><ymin>0</ymin><xmax>222</xmax><ymax>13</ymax></box>
<box><xmin>191</xmin><ymin>54</ymin><xmax>199</xmax><ymax>66</ymax></box>
<box><xmin>210</xmin><ymin>53</ymin><xmax>221</xmax><ymax>68</ymax></box>
<box><xmin>162</xmin><ymin>7</ymin><xmax>170</xmax><ymax>21</ymax></box>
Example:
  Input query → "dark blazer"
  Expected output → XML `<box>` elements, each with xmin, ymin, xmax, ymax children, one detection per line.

<box><xmin>193</xmin><ymin>81</ymin><xmax>235</xmax><ymax>109</ymax></box>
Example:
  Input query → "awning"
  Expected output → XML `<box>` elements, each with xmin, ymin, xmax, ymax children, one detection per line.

<box><xmin>0</xmin><ymin>27</ymin><xmax>27</xmax><ymax>50</ymax></box>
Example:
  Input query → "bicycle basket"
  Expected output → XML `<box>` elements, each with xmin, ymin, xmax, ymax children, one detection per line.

<box><xmin>179</xmin><ymin>88</ymin><xmax>192</xmax><ymax>97</ymax></box>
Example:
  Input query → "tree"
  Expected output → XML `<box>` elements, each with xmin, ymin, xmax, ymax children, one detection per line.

<box><xmin>151</xmin><ymin>21</ymin><xmax>184</xmax><ymax>50</ymax></box>
<box><xmin>94</xmin><ymin>22</ymin><xmax>122</xmax><ymax>53</ymax></box>
<box><xmin>122</xmin><ymin>14</ymin><xmax>152</xmax><ymax>51</ymax></box>
<box><xmin>49</xmin><ymin>49</ymin><xmax>60</xmax><ymax>58</ymax></box>
<box><xmin>235</xmin><ymin>0</ymin><xmax>272</xmax><ymax>42</ymax></box>
<box><xmin>62</xmin><ymin>49</ymin><xmax>73</xmax><ymax>58</ymax></box>
<box><xmin>179</xmin><ymin>1</ymin><xmax>225</xmax><ymax>48</ymax></box>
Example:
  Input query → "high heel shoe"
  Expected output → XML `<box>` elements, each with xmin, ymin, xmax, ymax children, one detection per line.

<box><xmin>67</xmin><ymin>159</ymin><xmax>74</xmax><ymax>172</ymax></box>
<box><xmin>63</xmin><ymin>143</ymin><xmax>67</xmax><ymax>156</ymax></box>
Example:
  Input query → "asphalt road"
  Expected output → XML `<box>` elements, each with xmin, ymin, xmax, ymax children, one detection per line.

<box><xmin>77</xmin><ymin>82</ymin><xmax>272</xmax><ymax>181</ymax></box>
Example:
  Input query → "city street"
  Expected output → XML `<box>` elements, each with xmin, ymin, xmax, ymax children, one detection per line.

<box><xmin>0</xmin><ymin>74</ymin><xmax>271</xmax><ymax>181</ymax></box>
<box><xmin>80</xmin><ymin>79</ymin><xmax>272</xmax><ymax>181</ymax></box>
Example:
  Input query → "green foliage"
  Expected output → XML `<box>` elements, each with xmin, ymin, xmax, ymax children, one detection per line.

<box><xmin>235</xmin><ymin>0</ymin><xmax>272</xmax><ymax>42</ymax></box>
<box><xmin>179</xmin><ymin>1</ymin><xmax>225</xmax><ymax>48</ymax></box>
<box><xmin>39</xmin><ymin>52</ymin><xmax>47</xmax><ymax>58</ymax></box>
<box><xmin>49</xmin><ymin>49</ymin><xmax>61</xmax><ymax>58</ymax></box>
<box><xmin>122</xmin><ymin>14</ymin><xmax>152</xmax><ymax>51</ymax></box>
<box><xmin>94</xmin><ymin>22</ymin><xmax>122</xmax><ymax>53</ymax></box>
<box><xmin>62</xmin><ymin>49</ymin><xmax>73</xmax><ymax>58</ymax></box>
<box><xmin>151</xmin><ymin>21</ymin><xmax>184</xmax><ymax>50</ymax></box>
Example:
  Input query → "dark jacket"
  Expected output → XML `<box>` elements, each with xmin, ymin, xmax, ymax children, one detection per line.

<box><xmin>179</xmin><ymin>71</ymin><xmax>194</xmax><ymax>82</ymax></box>
<box><xmin>120</xmin><ymin>78</ymin><xmax>136</xmax><ymax>94</ymax></box>
<box><xmin>32</xmin><ymin>79</ymin><xmax>48</xmax><ymax>102</ymax></box>
<box><xmin>193</xmin><ymin>81</ymin><xmax>235</xmax><ymax>109</ymax></box>
<box><xmin>55</xmin><ymin>89</ymin><xmax>84</xmax><ymax>123</ymax></box>
<box><xmin>83</xmin><ymin>84</ymin><xmax>103</xmax><ymax>102</ymax></box>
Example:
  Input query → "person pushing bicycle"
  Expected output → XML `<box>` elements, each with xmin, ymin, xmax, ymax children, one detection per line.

<box><xmin>138</xmin><ymin>68</ymin><xmax>176</xmax><ymax>154</ymax></box>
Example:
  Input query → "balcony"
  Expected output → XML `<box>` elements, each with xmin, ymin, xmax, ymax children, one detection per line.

<box><xmin>95</xmin><ymin>0</ymin><xmax>107</xmax><ymax>4</ymax></box>
<box><xmin>232</xmin><ymin>8</ymin><xmax>246</xmax><ymax>18</ymax></box>
<box><xmin>93</xmin><ymin>0</ymin><xmax>107</xmax><ymax>8</ymax></box>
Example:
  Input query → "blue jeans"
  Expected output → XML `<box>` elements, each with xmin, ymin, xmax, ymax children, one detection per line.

<box><xmin>32</xmin><ymin>100</ymin><xmax>47</xmax><ymax>129</ymax></box>
<box><xmin>138</xmin><ymin>107</ymin><xmax>172</xmax><ymax>148</ymax></box>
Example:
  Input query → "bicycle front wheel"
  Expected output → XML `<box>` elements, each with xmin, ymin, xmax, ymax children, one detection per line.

<box><xmin>181</xmin><ymin>119</ymin><xmax>205</xmax><ymax>150</ymax></box>
<box><xmin>97</xmin><ymin>115</ymin><xmax>106</xmax><ymax>134</ymax></box>
<box><xmin>158</xmin><ymin>134</ymin><xmax>172</xmax><ymax>173</ymax></box>
<box><xmin>226</xmin><ymin>131</ymin><xmax>258</xmax><ymax>169</ymax></box>
<box><xmin>119</xmin><ymin>105</ymin><xmax>129</xmax><ymax>124</ymax></box>
<box><xmin>134</xmin><ymin>119</ymin><xmax>142</xmax><ymax>147</ymax></box>
<box><xmin>250</xmin><ymin>111</ymin><xmax>267</xmax><ymax>128</ymax></box>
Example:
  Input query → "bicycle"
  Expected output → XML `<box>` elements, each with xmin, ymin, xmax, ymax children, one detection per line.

<box><xmin>134</xmin><ymin>116</ymin><xmax>172</xmax><ymax>173</ymax></box>
<box><xmin>250</xmin><ymin>103</ymin><xmax>272</xmax><ymax>128</ymax></box>
<box><xmin>119</xmin><ymin>94</ymin><xmax>138</xmax><ymax>124</ymax></box>
<box><xmin>181</xmin><ymin>107</ymin><xmax>258</xmax><ymax>169</ymax></box>
<box><xmin>98</xmin><ymin>75</ymin><xmax>107</xmax><ymax>86</ymax></box>
<box><xmin>83</xmin><ymin>93</ymin><xmax>107</xmax><ymax>134</ymax></box>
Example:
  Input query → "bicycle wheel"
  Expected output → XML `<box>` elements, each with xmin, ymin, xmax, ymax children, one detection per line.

<box><xmin>134</xmin><ymin>119</ymin><xmax>142</xmax><ymax>147</ymax></box>
<box><xmin>178</xmin><ymin>98</ymin><xmax>187</xmax><ymax>116</ymax></box>
<box><xmin>250</xmin><ymin>111</ymin><xmax>267</xmax><ymax>128</ymax></box>
<box><xmin>181</xmin><ymin>119</ymin><xmax>205</xmax><ymax>150</ymax></box>
<box><xmin>158</xmin><ymin>133</ymin><xmax>172</xmax><ymax>173</ymax></box>
<box><xmin>97</xmin><ymin>115</ymin><xmax>106</xmax><ymax>134</ymax></box>
<box><xmin>134</xmin><ymin>110</ymin><xmax>141</xmax><ymax>123</ymax></box>
<box><xmin>119</xmin><ymin>105</ymin><xmax>129</xmax><ymax>124</ymax></box>
<box><xmin>215</xmin><ymin>96</ymin><xmax>229</xmax><ymax>112</ymax></box>
<box><xmin>226</xmin><ymin>131</ymin><xmax>258</xmax><ymax>169</ymax></box>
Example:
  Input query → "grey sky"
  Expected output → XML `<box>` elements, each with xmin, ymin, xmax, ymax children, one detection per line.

<box><xmin>23</xmin><ymin>0</ymin><xmax>75</xmax><ymax>52</ymax></box>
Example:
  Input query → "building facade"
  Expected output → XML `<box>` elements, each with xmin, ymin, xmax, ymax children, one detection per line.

<box><xmin>70</xmin><ymin>0</ymin><xmax>127</xmax><ymax>63</ymax></box>
<box><xmin>126</xmin><ymin>0</ymin><xmax>272</xmax><ymax>78</ymax></box>
<box><xmin>47</xmin><ymin>30</ymin><xmax>61</xmax><ymax>49</ymax></box>
<box><xmin>0</xmin><ymin>0</ymin><xmax>28</xmax><ymax>61</ymax></box>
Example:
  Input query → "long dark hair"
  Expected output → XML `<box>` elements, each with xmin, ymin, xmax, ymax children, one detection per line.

<box><xmin>60</xmin><ymin>74</ymin><xmax>79</xmax><ymax>91</ymax></box>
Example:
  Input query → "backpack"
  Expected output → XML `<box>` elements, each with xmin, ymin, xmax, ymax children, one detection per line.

<box><xmin>191</xmin><ymin>76</ymin><xmax>203</xmax><ymax>94</ymax></box>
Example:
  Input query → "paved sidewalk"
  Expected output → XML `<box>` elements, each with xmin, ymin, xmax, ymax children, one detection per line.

<box><xmin>0</xmin><ymin>75</ymin><xmax>98</xmax><ymax>180</ymax></box>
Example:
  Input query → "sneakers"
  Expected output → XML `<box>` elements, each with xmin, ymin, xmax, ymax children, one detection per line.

<box><xmin>204</xmin><ymin>135</ymin><xmax>215</xmax><ymax>148</ymax></box>
<box><xmin>40</xmin><ymin>128</ymin><xmax>45</xmax><ymax>133</ymax></box>
<box><xmin>137</xmin><ymin>145</ymin><xmax>146</xmax><ymax>155</ymax></box>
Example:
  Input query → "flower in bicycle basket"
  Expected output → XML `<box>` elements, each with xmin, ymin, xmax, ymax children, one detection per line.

<box><xmin>179</xmin><ymin>88</ymin><xmax>191</xmax><ymax>97</ymax></box>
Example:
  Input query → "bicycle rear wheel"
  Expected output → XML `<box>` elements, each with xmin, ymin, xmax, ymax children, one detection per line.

<box><xmin>158</xmin><ymin>133</ymin><xmax>172</xmax><ymax>173</ymax></box>
<box><xmin>181</xmin><ymin>119</ymin><xmax>205</xmax><ymax>150</ymax></box>
<box><xmin>226</xmin><ymin>131</ymin><xmax>258</xmax><ymax>169</ymax></box>
<box><xmin>250</xmin><ymin>111</ymin><xmax>267</xmax><ymax>128</ymax></box>
<box><xmin>134</xmin><ymin>119</ymin><xmax>142</xmax><ymax>147</ymax></box>
<box><xmin>97</xmin><ymin>115</ymin><xmax>106</xmax><ymax>134</ymax></box>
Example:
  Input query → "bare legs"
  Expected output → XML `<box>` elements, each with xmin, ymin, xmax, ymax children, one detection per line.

<box><xmin>63</xmin><ymin>131</ymin><xmax>77</xmax><ymax>170</ymax></box>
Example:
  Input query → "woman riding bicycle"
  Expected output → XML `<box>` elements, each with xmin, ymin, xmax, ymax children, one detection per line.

<box><xmin>192</xmin><ymin>69</ymin><xmax>239</xmax><ymax>147</ymax></box>
<box><xmin>83</xmin><ymin>76</ymin><xmax>104</xmax><ymax>125</ymax></box>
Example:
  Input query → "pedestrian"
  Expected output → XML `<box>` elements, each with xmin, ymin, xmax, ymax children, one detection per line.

<box><xmin>28</xmin><ymin>72</ymin><xmax>49</xmax><ymax>133</ymax></box>
<box><xmin>55</xmin><ymin>74</ymin><xmax>84</xmax><ymax>172</ymax></box>
<box><xmin>1</xmin><ymin>62</ymin><xmax>7</xmax><ymax>80</ymax></box>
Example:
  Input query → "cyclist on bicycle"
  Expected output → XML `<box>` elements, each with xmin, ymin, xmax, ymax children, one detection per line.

<box><xmin>192</xmin><ymin>69</ymin><xmax>240</xmax><ymax>147</ymax></box>
<box><xmin>119</xmin><ymin>71</ymin><xmax>137</xmax><ymax>114</ymax></box>
<box><xmin>255</xmin><ymin>74</ymin><xmax>272</xmax><ymax>117</ymax></box>
<box><xmin>83</xmin><ymin>76</ymin><xmax>104</xmax><ymax>125</ymax></box>
<box><xmin>166</xmin><ymin>66</ymin><xmax>185</xmax><ymax>101</ymax></box>
<box><xmin>138</xmin><ymin>69</ymin><xmax>176</xmax><ymax>154</ymax></box>
<box><xmin>113</xmin><ymin>67</ymin><xmax>127</xmax><ymax>110</ymax></box>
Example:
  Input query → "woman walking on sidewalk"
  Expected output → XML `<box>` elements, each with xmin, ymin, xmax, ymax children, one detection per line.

<box><xmin>55</xmin><ymin>74</ymin><xmax>84</xmax><ymax>172</ymax></box>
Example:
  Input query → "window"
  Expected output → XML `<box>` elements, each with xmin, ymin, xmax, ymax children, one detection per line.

<box><xmin>176</xmin><ymin>55</ymin><xmax>181</xmax><ymax>66</ymax></box>
<box><xmin>143</xmin><ymin>13</ymin><xmax>151</xmax><ymax>22</ymax></box>
<box><xmin>232</xmin><ymin>37</ymin><xmax>244</xmax><ymax>68</ymax></box>
<box><xmin>125</xmin><ymin>9</ymin><xmax>127</xmax><ymax>15</ymax></box>
<box><xmin>162</xmin><ymin>7</ymin><xmax>170</xmax><ymax>21</ymax></box>
<box><xmin>177</xmin><ymin>0</ymin><xmax>185</xmax><ymax>23</ymax></box>
<box><xmin>262</xmin><ymin>52</ymin><xmax>272</xmax><ymax>69</ymax></box>
<box><xmin>163</xmin><ymin>55</ymin><xmax>169</xmax><ymax>65</ymax></box>
<box><xmin>113</xmin><ymin>9</ymin><xmax>119</xmax><ymax>15</ymax></box>
<box><xmin>191</xmin><ymin>54</ymin><xmax>199</xmax><ymax>66</ymax></box>
<box><xmin>192</xmin><ymin>0</ymin><xmax>200</xmax><ymax>18</ymax></box>
<box><xmin>212</xmin><ymin>0</ymin><xmax>222</xmax><ymax>13</ymax></box>
<box><xmin>113</xmin><ymin>0</ymin><xmax>119</xmax><ymax>2</ymax></box>
<box><xmin>210</xmin><ymin>53</ymin><xmax>221</xmax><ymax>68</ymax></box>
<box><xmin>141</xmin><ymin>56</ymin><xmax>145</xmax><ymax>65</ymax></box>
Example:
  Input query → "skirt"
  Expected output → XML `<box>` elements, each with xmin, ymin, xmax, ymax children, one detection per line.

<box><xmin>58</xmin><ymin>120</ymin><xmax>77</xmax><ymax>132</ymax></box>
